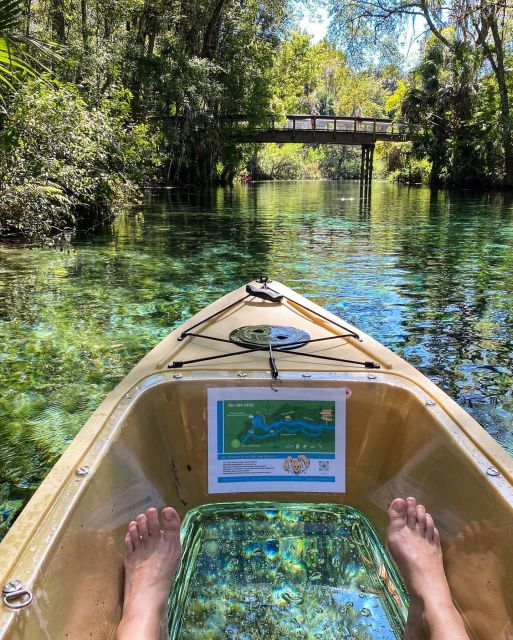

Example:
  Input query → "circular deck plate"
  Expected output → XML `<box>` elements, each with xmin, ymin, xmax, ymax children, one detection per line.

<box><xmin>229</xmin><ymin>325</ymin><xmax>310</xmax><ymax>349</ymax></box>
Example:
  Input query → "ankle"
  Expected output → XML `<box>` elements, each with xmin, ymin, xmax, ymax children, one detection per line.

<box><xmin>117</xmin><ymin>602</ymin><xmax>167</xmax><ymax>640</ymax></box>
<box><xmin>421</xmin><ymin>600</ymin><xmax>468</xmax><ymax>639</ymax></box>
<box><xmin>122</xmin><ymin>598</ymin><xmax>166</xmax><ymax>623</ymax></box>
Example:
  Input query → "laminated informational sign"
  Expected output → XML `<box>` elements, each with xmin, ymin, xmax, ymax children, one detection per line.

<box><xmin>207</xmin><ymin>387</ymin><xmax>346</xmax><ymax>494</ymax></box>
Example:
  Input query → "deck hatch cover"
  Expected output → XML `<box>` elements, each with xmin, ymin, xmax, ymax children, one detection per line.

<box><xmin>229</xmin><ymin>325</ymin><xmax>310</xmax><ymax>349</ymax></box>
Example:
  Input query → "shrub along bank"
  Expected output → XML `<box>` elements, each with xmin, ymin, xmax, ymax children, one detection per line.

<box><xmin>0</xmin><ymin>80</ymin><xmax>162</xmax><ymax>241</ymax></box>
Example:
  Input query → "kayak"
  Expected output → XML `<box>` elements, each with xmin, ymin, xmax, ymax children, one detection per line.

<box><xmin>1</xmin><ymin>277</ymin><xmax>512</xmax><ymax>639</ymax></box>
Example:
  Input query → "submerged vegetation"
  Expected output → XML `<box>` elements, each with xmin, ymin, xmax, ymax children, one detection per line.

<box><xmin>2</xmin><ymin>0</ymin><xmax>513</xmax><ymax>238</ymax></box>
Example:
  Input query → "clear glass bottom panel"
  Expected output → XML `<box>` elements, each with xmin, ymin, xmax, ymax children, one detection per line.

<box><xmin>169</xmin><ymin>502</ymin><xmax>408</xmax><ymax>639</ymax></box>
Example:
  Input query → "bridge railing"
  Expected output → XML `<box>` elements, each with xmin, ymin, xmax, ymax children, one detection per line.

<box><xmin>221</xmin><ymin>114</ymin><xmax>412</xmax><ymax>138</ymax></box>
<box><xmin>280</xmin><ymin>115</ymin><xmax>406</xmax><ymax>135</ymax></box>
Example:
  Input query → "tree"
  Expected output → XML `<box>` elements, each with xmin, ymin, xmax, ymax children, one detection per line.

<box><xmin>328</xmin><ymin>0</ymin><xmax>513</xmax><ymax>186</ymax></box>
<box><xmin>402</xmin><ymin>36</ymin><xmax>487</xmax><ymax>185</ymax></box>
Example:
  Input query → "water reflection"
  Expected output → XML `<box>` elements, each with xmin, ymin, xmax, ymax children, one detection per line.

<box><xmin>1</xmin><ymin>181</ymin><xmax>513</xmax><ymax>536</ymax></box>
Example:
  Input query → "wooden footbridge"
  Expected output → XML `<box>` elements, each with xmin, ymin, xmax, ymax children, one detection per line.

<box><xmin>224</xmin><ymin>114</ymin><xmax>411</xmax><ymax>182</ymax></box>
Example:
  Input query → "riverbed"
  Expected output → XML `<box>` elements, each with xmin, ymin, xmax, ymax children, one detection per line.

<box><xmin>1</xmin><ymin>180</ymin><xmax>512</xmax><ymax>536</ymax></box>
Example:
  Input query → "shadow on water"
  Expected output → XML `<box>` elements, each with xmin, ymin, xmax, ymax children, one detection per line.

<box><xmin>1</xmin><ymin>180</ymin><xmax>513</xmax><ymax>536</ymax></box>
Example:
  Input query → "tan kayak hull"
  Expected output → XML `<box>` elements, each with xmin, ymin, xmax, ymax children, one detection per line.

<box><xmin>1</xmin><ymin>280</ymin><xmax>512</xmax><ymax>639</ymax></box>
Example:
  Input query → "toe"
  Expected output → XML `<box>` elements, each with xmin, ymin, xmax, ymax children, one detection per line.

<box><xmin>416</xmin><ymin>504</ymin><xmax>426</xmax><ymax>533</ymax></box>
<box><xmin>162</xmin><ymin>507</ymin><xmax>181</xmax><ymax>540</ymax></box>
<box><xmin>146</xmin><ymin>507</ymin><xmax>160</xmax><ymax>536</ymax></box>
<box><xmin>433</xmin><ymin>526</ymin><xmax>441</xmax><ymax>547</ymax></box>
<box><xmin>137</xmin><ymin>514</ymin><xmax>150</xmax><ymax>541</ymax></box>
<box><xmin>425</xmin><ymin>513</ymin><xmax>435</xmax><ymax>541</ymax></box>
<box><xmin>406</xmin><ymin>497</ymin><xmax>417</xmax><ymax>529</ymax></box>
<box><xmin>388</xmin><ymin>498</ymin><xmax>407</xmax><ymax>533</ymax></box>
<box><xmin>128</xmin><ymin>521</ymin><xmax>140</xmax><ymax>548</ymax></box>
<box><xmin>125</xmin><ymin>532</ymin><xmax>134</xmax><ymax>554</ymax></box>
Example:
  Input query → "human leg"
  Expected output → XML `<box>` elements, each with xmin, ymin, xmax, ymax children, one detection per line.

<box><xmin>387</xmin><ymin>497</ymin><xmax>469</xmax><ymax>640</ymax></box>
<box><xmin>116</xmin><ymin>506</ymin><xmax>181</xmax><ymax>640</ymax></box>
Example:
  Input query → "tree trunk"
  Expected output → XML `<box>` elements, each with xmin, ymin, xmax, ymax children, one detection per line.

<box><xmin>25</xmin><ymin>0</ymin><xmax>32</xmax><ymax>36</ymax></box>
<box><xmin>494</xmin><ymin>72</ymin><xmax>513</xmax><ymax>185</ymax></box>
<box><xmin>147</xmin><ymin>28</ymin><xmax>156</xmax><ymax>57</ymax></box>
<box><xmin>201</xmin><ymin>0</ymin><xmax>229</xmax><ymax>59</ymax></box>
<box><xmin>51</xmin><ymin>0</ymin><xmax>66</xmax><ymax>43</ymax></box>
<box><xmin>81</xmin><ymin>0</ymin><xmax>89</xmax><ymax>51</ymax></box>
<box><xmin>130</xmin><ymin>0</ymin><xmax>152</xmax><ymax>115</ymax></box>
<box><xmin>488</xmin><ymin>15</ymin><xmax>513</xmax><ymax>186</ymax></box>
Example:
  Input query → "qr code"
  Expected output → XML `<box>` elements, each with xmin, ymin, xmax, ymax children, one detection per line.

<box><xmin>318</xmin><ymin>461</ymin><xmax>329</xmax><ymax>472</ymax></box>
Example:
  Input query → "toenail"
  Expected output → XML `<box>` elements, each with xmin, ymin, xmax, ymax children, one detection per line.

<box><xmin>163</xmin><ymin>509</ymin><xmax>174</xmax><ymax>521</ymax></box>
<box><xmin>393</xmin><ymin>500</ymin><xmax>405</xmax><ymax>514</ymax></box>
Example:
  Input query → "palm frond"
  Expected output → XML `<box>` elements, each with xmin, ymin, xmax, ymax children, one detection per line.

<box><xmin>0</xmin><ymin>0</ymin><xmax>23</xmax><ymax>33</ymax></box>
<box><xmin>0</xmin><ymin>0</ymin><xmax>60</xmax><ymax>92</ymax></box>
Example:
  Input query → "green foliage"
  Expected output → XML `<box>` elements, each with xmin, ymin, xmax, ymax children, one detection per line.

<box><xmin>388</xmin><ymin>158</ymin><xmax>432</xmax><ymax>184</ymax></box>
<box><xmin>123</xmin><ymin>0</ymin><xmax>287</xmax><ymax>183</ymax></box>
<box><xmin>0</xmin><ymin>79</ymin><xmax>163</xmax><ymax>240</ymax></box>
<box><xmin>399</xmin><ymin>35</ymin><xmax>500</xmax><ymax>186</ymax></box>
<box><xmin>0</xmin><ymin>0</ymin><xmax>295</xmax><ymax>240</ymax></box>
<box><xmin>327</xmin><ymin>0</ymin><xmax>405</xmax><ymax>68</ymax></box>
<box><xmin>319</xmin><ymin>146</ymin><xmax>361</xmax><ymax>179</ymax></box>
<box><xmin>251</xmin><ymin>30</ymin><xmax>397</xmax><ymax>180</ymax></box>
<box><xmin>385</xmin><ymin>80</ymin><xmax>407</xmax><ymax>117</ymax></box>
<box><xmin>270</xmin><ymin>32</ymin><xmax>390</xmax><ymax>119</ymax></box>
<box><xmin>0</xmin><ymin>0</ymin><xmax>58</xmax><ymax>95</ymax></box>
<box><xmin>251</xmin><ymin>144</ymin><xmax>371</xmax><ymax>181</ymax></box>
<box><xmin>327</xmin><ymin>0</ymin><xmax>513</xmax><ymax>186</ymax></box>
<box><xmin>254</xmin><ymin>143</ymin><xmax>323</xmax><ymax>179</ymax></box>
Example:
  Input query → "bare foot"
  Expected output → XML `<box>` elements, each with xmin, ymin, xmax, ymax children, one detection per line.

<box><xmin>387</xmin><ymin>497</ymin><xmax>469</xmax><ymax>640</ymax></box>
<box><xmin>116</xmin><ymin>507</ymin><xmax>181</xmax><ymax>640</ymax></box>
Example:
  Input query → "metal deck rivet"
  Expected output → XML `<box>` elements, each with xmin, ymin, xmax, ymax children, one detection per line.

<box><xmin>302</xmin><ymin>372</ymin><xmax>311</xmax><ymax>378</ymax></box>
<box><xmin>367</xmin><ymin>373</ymin><xmax>376</xmax><ymax>380</ymax></box>
<box><xmin>238</xmin><ymin>372</ymin><xmax>247</xmax><ymax>378</ymax></box>
<box><xmin>173</xmin><ymin>373</ymin><xmax>183</xmax><ymax>379</ymax></box>
<box><xmin>425</xmin><ymin>399</ymin><xmax>436</xmax><ymax>407</ymax></box>
<box><xmin>2</xmin><ymin>581</ymin><xmax>33</xmax><ymax>609</ymax></box>
<box><xmin>486</xmin><ymin>466</ymin><xmax>500</xmax><ymax>477</ymax></box>
<box><xmin>75</xmin><ymin>465</ymin><xmax>90</xmax><ymax>476</ymax></box>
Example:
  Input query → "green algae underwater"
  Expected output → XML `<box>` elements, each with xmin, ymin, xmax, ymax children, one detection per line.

<box><xmin>2</xmin><ymin>181</ymin><xmax>513</xmax><ymax>538</ymax></box>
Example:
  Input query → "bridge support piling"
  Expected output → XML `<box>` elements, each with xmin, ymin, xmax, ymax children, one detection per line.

<box><xmin>360</xmin><ymin>144</ymin><xmax>374</xmax><ymax>183</ymax></box>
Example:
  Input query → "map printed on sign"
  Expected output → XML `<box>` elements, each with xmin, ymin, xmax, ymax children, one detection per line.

<box><xmin>207</xmin><ymin>387</ymin><xmax>346</xmax><ymax>493</ymax></box>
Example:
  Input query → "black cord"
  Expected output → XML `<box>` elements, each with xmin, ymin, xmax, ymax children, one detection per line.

<box><xmin>179</xmin><ymin>294</ymin><xmax>251</xmax><ymax>340</ymax></box>
<box><xmin>169</xmin><ymin>283</ymin><xmax>379</xmax><ymax>370</ymax></box>
<box><xmin>266</xmin><ymin>286</ymin><xmax>360</xmax><ymax>340</ymax></box>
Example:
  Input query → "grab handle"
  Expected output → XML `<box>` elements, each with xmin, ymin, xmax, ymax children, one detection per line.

<box><xmin>245</xmin><ymin>284</ymin><xmax>283</xmax><ymax>302</ymax></box>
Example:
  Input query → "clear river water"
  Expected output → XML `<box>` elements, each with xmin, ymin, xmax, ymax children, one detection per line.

<box><xmin>1</xmin><ymin>180</ymin><xmax>513</xmax><ymax>538</ymax></box>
